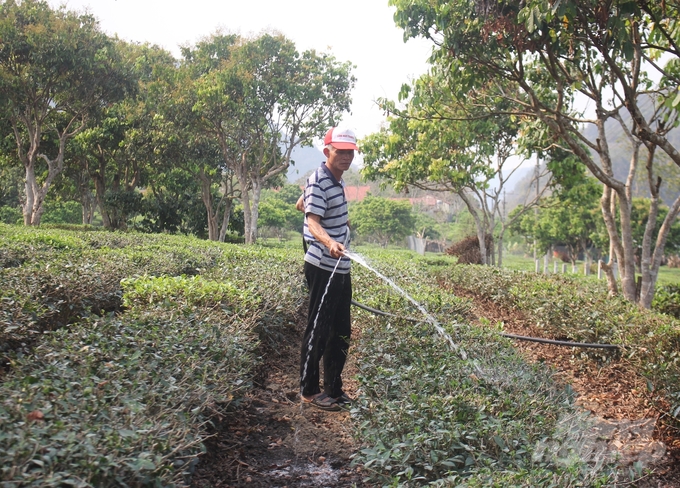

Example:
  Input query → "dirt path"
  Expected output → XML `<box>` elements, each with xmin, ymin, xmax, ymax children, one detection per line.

<box><xmin>191</xmin><ymin>292</ymin><xmax>680</xmax><ymax>487</ymax></box>
<box><xmin>190</xmin><ymin>307</ymin><xmax>368</xmax><ymax>488</ymax></box>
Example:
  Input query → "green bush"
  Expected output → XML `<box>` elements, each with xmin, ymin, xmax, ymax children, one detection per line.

<box><xmin>41</xmin><ymin>201</ymin><xmax>83</xmax><ymax>225</ymax></box>
<box><xmin>0</xmin><ymin>205</ymin><xmax>22</xmax><ymax>224</ymax></box>
<box><xmin>0</xmin><ymin>225</ymin><xmax>306</xmax><ymax>486</ymax></box>
<box><xmin>653</xmin><ymin>284</ymin><xmax>680</xmax><ymax>319</ymax></box>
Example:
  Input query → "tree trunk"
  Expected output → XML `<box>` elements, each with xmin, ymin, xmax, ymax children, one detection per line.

<box><xmin>246</xmin><ymin>180</ymin><xmax>263</xmax><ymax>244</ymax></box>
<box><xmin>199</xmin><ymin>172</ymin><xmax>219</xmax><ymax>241</ymax></box>
<box><xmin>639</xmin><ymin>162</ymin><xmax>680</xmax><ymax>308</ymax></box>
<box><xmin>218</xmin><ymin>198</ymin><xmax>232</xmax><ymax>243</ymax></box>
<box><xmin>615</xmin><ymin>189</ymin><xmax>638</xmax><ymax>302</ymax></box>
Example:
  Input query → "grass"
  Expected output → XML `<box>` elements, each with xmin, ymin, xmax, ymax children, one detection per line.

<box><xmin>500</xmin><ymin>252</ymin><xmax>680</xmax><ymax>285</ymax></box>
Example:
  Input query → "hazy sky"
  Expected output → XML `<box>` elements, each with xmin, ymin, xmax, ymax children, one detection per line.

<box><xmin>49</xmin><ymin>0</ymin><xmax>433</xmax><ymax>141</ymax></box>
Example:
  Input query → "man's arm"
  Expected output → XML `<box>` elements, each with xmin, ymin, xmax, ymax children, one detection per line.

<box><xmin>295</xmin><ymin>194</ymin><xmax>304</xmax><ymax>212</ymax></box>
<box><xmin>307</xmin><ymin>213</ymin><xmax>345</xmax><ymax>258</ymax></box>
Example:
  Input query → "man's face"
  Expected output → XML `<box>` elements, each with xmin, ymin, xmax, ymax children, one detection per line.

<box><xmin>325</xmin><ymin>146</ymin><xmax>354</xmax><ymax>174</ymax></box>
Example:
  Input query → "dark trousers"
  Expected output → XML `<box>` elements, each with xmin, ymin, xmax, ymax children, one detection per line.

<box><xmin>300</xmin><ymin>262</ymin><xmax>352</xmax><ymax>398</ymax></box>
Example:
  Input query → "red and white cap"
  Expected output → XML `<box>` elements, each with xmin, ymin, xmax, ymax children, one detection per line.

<box><xmin>323</xmin><ymin>126</ymin><xmax>358</xmax><ymax>150</ymax></box>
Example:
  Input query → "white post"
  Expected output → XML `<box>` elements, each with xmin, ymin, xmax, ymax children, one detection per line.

<box><xmin>535</xmin><ymin>259</ymin><xmax>540</xmax><ymax>273</ymax></box>
<box><xmin>584</xmin><ymin>257</ymin><xmax>589</xmax><ymax>276</ymax></box>
<box><xmin>553</xmin><ymin>260</ymin><xmax>558</xmax><ymax>273</ymax></box>
<box><xmin>562</xmin><ymin>263</ymin><xmax>567</xmax><ymax>274</ymax></box>
<box><xmin>598</xmin><ymin>260</ymin><xmax>603</xmax><ymax>279</ymax></box>
<box><xmin>544</xmin><ymin>253</ymin><xmax>549</xmax><ymax>274</ymax></box>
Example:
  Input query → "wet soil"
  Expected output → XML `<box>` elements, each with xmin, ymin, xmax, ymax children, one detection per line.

<box><xmin>191</xmin><ymin>289</ymin><xmax>680</xmax><ymax>487</ymax></box>
<box><xmin>190</xmin><ymin>307</ymin><xmax>368</xmax><ymax>488</ymax></box>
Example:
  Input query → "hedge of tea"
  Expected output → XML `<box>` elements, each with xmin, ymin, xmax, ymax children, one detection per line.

<box><xmin>348</xmin><ymin>251</ymin><xmax>619</xmax><ymax>486</ymax></box>
<box><xmin>436</xmin><ymin>264</ymin><xmax>680</xmax><ymax>424</ymax></box>
<box><xmin>0</xmin><ymin>225</ymin><xmax>304</xmax><ymax>486</ymax></box>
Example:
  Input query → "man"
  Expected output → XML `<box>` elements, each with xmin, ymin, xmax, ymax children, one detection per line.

<box><xmin>298</xmin><ymin>126</ymin><xmax>356</xmax><ymax>411</ymax></box>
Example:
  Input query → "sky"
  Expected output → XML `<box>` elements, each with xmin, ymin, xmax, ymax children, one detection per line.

<box><xmin>48</xmin><ymin>0</ymin><xmax>434</xmax><ymax>143</ymax></box>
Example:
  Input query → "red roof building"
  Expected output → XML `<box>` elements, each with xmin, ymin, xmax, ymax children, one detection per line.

<box><xmin>344</xmin><ymin>185</ymin><xmax>371</xmax><ymax>202</ymax></box>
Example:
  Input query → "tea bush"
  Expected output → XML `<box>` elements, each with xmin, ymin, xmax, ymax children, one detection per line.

<box><xmin>0</xmin><ymin>225</ymin><xmax>227</xmax><ymax>355</ymax></box>
<box><xmin>437</xmin><ymin>264</ymin><xmax>680</xmax><ymax>448</ymax></box>
<box><xmin>0</xmin><ymin>295</ymin><xmax>257</xmax><ymax>485</ymax></box>
<box><xmin>0</xmin><ymin>225</ymin><xmax>305</xmax><ymax>486</ymax></box>
<box><xmin>347</xmin><ymin>250</ymin><xmax>618</xmax><ymax>486</ymax></box>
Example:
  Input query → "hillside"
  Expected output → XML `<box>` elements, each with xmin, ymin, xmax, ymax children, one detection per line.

<box><xmin>286</xmin><ymin>146</ymin><xmax>325</xmax><ymax>183</ymax></box>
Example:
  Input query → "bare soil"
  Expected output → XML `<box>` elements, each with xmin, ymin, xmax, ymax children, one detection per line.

<box><xmin>191</xmin><ymin>289</ymin><xmax>680</xmax><ymax>487</ymax></box>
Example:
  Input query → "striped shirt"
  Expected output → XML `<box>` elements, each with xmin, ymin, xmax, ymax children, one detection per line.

<box><xmin>303</xmin><ymin>163</ymin><xmax>351</xmax><ymax>274</ymax></box>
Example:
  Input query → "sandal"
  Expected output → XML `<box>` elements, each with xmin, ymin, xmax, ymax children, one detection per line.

<box><xmin>334</xmin><ymin>392</ymin><xmax>353</xmax><ymax>407</ymax></box>
<box><xmin>302</xmin><ymin>392</ymin><xmax>341</xmax><ymax>411</ymax></box>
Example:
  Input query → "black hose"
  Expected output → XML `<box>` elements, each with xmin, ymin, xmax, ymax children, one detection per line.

<box><xmin>351</xmin><ymin>300</ymin><xmax>420</xmax><ymax>322</ymax></box>
<box><xmin>351</xmin><ymin>300</ymin><xmax>619</xmax><ymax>350</ymax></box>
<box><xmin>500</xmin><ymin>333</ymin><xmax>619</xmax><ymax>349</ymax></box>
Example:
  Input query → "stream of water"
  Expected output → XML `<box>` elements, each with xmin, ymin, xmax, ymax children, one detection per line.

<box><xmin>300</xmin><ymin>249</ymin><xmax>467</xmax><ymax>397</ymax></box>
<box><xmin>343</xmin><ymin>250</ymin><xmax>466</xmax><ymax>360</ymax></box>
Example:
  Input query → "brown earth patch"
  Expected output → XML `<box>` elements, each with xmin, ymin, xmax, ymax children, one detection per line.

<box><xmin>190</xmin><ymin>305</ymin><xmax>371</xmax><ymax>488</ymax></box>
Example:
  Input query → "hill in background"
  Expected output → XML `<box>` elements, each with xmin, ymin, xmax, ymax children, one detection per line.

<box><xmin>286</xmin><ymin>146</ymin><xmax>325</xmax><ymax>183</ymax></box>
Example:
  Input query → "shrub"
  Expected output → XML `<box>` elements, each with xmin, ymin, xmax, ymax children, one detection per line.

<box><xmin>653</xmin><ymin>284</ymin><xmax>680</xmax><ymax>319</ymax></box>
<box><xmin>348</xmin><ymin>250</ymin><xmax>618</xmax><ymax>486</ymax></box>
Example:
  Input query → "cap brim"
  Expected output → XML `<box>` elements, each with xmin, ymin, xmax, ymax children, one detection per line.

<box><xmin>330</xmin><ymin>142</ymin><xmax>358</xmax><ymax>150</ymax></box>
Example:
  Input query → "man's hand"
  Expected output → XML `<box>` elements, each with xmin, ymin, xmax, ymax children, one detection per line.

<box><xmin>328</xmin><ymin>241</ymin><xmax>346</xmax><ymax>259</ymax></box>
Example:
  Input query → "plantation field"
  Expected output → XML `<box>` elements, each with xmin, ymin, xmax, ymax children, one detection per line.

<box><xmin>2</xmin><ymin>224</ymin><xmax>680</xmax><ymax>486</ymax></box>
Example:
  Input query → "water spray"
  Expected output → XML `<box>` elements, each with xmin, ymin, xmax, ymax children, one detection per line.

<box><xmin>343</xmin><ymin>250</ymin><xmax>467</xmax><ymax>361</ymax></box>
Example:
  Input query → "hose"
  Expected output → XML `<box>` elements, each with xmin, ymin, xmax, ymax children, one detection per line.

<box><xmin>500</xmin><ymin>333</ymin><xmax>619</xmax><ymax>349</ymax></box>
<box><xmin>351</xmin><ymin>300</ymin><xmax>619</xmax><ymax>350</ymax></box>
<box><xmin>351</xmin><ymin>299</ymin><xmax>420</xmax><ymax>322</ymax></box>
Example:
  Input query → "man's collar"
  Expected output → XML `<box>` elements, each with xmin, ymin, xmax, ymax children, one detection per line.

<box><xmin>320</xmin><ymin>162</ymin><xmax>342</xmax><ymax>186</ymax></box>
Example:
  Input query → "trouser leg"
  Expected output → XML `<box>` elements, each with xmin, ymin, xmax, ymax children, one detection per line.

<box><xmin>300</xmin><ymin>263</ymin><xmax>352</xmax><ymax>398</ymax></box>
<box><xmin>323</xmin><ymin>272</ymin><xmax>351</xmax><ymax>398</ymax></box>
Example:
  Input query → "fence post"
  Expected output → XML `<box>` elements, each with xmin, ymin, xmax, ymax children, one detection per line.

<box><xmin>562</xmin><ymin>263</ymin><xmax>567</xmax><ymax>274</ymax></box>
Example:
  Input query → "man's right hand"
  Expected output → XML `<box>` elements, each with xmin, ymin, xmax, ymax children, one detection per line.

<box><xmin>328</xmin><ymin>241</ymin><xmax>346</xmax><ymax>259</ymax></box>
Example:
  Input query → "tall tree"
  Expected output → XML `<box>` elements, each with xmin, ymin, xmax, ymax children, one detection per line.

<box><xmin>362</xmin><ymin>73</ymin><xmax>550</xmax><ymax>265</ymax></box>
<box><xmin>0</xmin><ymin>0</ymin><xmax>133</xmax><ymax>225</ymax></box>
<box><xmin>389</xmin><ymin>0</ymin><xmax>680</xmax><ymax>307</ymax></box>
<box><xmin>69</xmin><ymin>42</ymin><xmax>176</xmax><ymax>230</ymax></box>
<box><xmin>349</xmin><ymin>196</ymin><xmax>416</xmax><ymax>247</ymax></box>
<box><xmin>181</xmin><ymin>32</ymin><xmax>355</xmax><ymax>243</ymax></box>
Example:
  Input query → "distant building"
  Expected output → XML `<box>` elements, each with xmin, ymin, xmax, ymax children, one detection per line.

<box><xmin>344</xmin><ymin>185</ymin><xmax>371</xmax><ymax>202</ymax></box>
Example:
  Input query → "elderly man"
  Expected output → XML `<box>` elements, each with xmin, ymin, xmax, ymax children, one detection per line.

<box><xmin>298</xmin><ymin>126</ymin><xmax>357</xmax><ymax>411</ymax></box>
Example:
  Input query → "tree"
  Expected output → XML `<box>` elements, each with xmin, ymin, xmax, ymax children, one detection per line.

<box><xmin>257</xmin><ymin>184</ymin><xmax>305</xmax><ymax>239</ymax></box>
<box><xmin>181</xmin><ymin>32</ymin><xmax>355</xmax><ymax>243</ymax></box>
<box><xmin>0</xmin><ymin>0</ymin><xmax>134</xmax><ymax>225</ymax></box>
<box><xmin>389</xmin><ymin>0</ymin><xmax>680</xmax><ymax>307</ymax></box>
<box><xmin>510</xmin><ymin>177</ymin><xmax>603</xmax><ymax>266</ymax></box>
<box><xmin>349</xmin><ymin>196</ymin><xmax>416</xmax><ymax>247</ymax></box>
<box><xmin>361</xmin><ymin>73</ymin><xmax>550</xmax><ymax>265</ymax></box>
